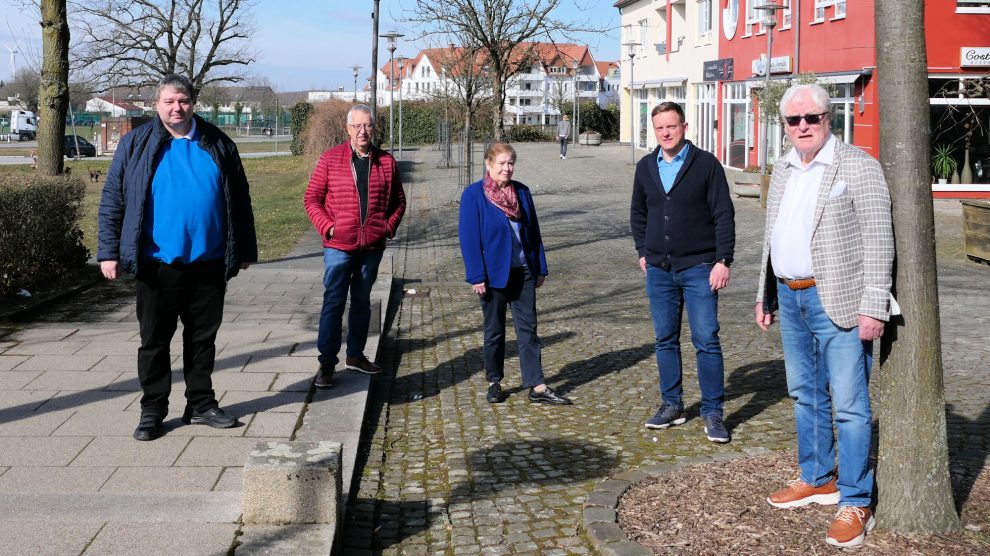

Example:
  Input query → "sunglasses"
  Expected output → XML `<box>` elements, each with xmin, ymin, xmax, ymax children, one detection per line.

<box><xmin>784</xmin><ymin>112</ymin><xmax>828</xmax><ymax>127</ymax></box>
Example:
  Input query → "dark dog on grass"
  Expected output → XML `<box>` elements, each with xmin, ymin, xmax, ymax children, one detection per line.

<box><xmin>89</xmin><ymin>169</ymin><xmax>102</xmax><ymax>183</ymax></box>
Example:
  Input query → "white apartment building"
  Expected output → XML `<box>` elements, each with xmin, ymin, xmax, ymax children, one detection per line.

<box><xmin>615</xmin><ymin>0</ymin><xmax>720</xmax><ymax>155</ymax></box>
<box><xmin>375</xmin><ymin>43</ymin><xmax>617</xmax><ymax>126</ymax></box>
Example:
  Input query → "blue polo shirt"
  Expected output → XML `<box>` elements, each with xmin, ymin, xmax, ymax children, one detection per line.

<box><xmin>140</xmin><ymin>119</ymin><xmax>226</xmax><ymax>264</ymax></box>
<box><xmin>657</xmin><ymin>142</ymin><xmax>690</xmax><ymax>193</ymax></box>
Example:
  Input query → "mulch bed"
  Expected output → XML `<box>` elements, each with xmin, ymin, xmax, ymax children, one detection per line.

<box><xmin>618</xmin><ymin>451</ymin><xmax>990</xmax><ymax>555</ymax></box>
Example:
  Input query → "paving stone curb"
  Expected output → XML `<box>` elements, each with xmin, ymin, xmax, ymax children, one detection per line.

<box><xmin>581</xmin><ymin>453</ymin><xmax>751</xmax><ymax>556</ymax></box>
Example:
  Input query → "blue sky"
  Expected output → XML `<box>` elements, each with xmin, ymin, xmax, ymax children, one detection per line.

<box><xmin>0</xmin><ymin>1</ymin><xmax>619</xmax><ymax>92</ymax></box>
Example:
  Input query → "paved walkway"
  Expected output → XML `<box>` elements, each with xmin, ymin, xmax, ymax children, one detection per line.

<box><xmin>339</xmin><ymin>142</ymin><xmax>990</xmax><ymax>554</ymax></box>
<box><xmin>0</xmin><ymin>142</ymin><xmax>987</xmax><ymax>556</ymax></box>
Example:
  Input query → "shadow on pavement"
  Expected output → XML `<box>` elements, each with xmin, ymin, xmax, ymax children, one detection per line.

<box><xmin>946</xmin><ymin>400</ymin><xmax>990</xmax><ymax>511</ymax></box>
<box><xmin>719</xmin><ymin>358</ymin><xmax>789</xmax><ymax>430</ymax></box>
<box><xmin>541</xmin><ymin>342</ymin><xmax>654</xmax><ymax>396</ymax></box>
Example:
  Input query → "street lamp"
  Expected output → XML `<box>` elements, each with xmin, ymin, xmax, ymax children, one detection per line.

<box><xmin>396</xmin><ymin>54</ymin><xmax>407</xmax><ymax>161</ymax></box>
<box><xmin>572</xmin><ymin>58</ymin><xmax>579</xmax><ymax>148</ymax></box>
<box><xmin>380</xmin><ymin>30</ymin><xmax>403</xmax><ymax>152</ymax></box>
<box><xmin>754</xmin><ymin>2</ymin><xmax>786</xmax><ymax>176</ymax></box>
<box><xmin>351</xmin><ymin>65</ymin><xmax>362</xmax><ymax>102</ymax></box>
<box><xmin>622</xmin><ymin>40</ymin><xmax>640</xmax><ymax>164</ymax></box>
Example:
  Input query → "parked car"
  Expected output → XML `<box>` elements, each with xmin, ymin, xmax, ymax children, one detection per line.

<box><xmin>64</xmin><ymin>135</ymin><xmax>97</xmax><ymax>158</ymax></box>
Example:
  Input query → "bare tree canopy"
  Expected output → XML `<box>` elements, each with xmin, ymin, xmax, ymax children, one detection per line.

<box><xmin>68</xmin><ymin>0</ymin><xmax>257</xmax><ymax>93</ymax></box>
<box><xmin>403</xmin><ymin>0</ymin><xmax>600</xmax><ymax>139</ymax></box>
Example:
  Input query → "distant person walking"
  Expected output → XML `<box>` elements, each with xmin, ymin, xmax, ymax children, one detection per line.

<box><xmin>757</xmin><ymin>83</ymin><xmax>895</xmax><ymax>548</ymax></box>
<box><xmin>459</xmin><ymin>142</ymin><xmax>571</xmax><ymax>406</ymax></box>
<box><xmin>630</xmin><ymin>101</ymin><xmax>735</xmax><ymax>443</ymax></box>
<box><xmin>304</xmin><ymin>104</ymin><xmax>406</xmax><ymax>389</ymax></box>
<box><xmin>556</xmin><ymin>115</ymin><xmax>571</xmax><ymax>160</ymax></box>
<box><xmin>97</xmin><ymin>74</ymin><xmax>258</xmax><ymax>442</ymax></box>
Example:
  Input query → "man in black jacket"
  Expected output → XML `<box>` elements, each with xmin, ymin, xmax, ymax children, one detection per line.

<box><xmin>98</xmin><ymin>74</ymin><xmax>258</xmax><ymax>441</ymax></box>
<box><xmin>630</xmin><ymin>101</ymin><xmax>735</xmax><ymax>443</ymax></box>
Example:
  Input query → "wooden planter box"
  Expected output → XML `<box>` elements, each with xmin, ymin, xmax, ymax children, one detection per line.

<box><xmin>962</xmin><ymin>200</ymin><xmax>990</xmax><ymax>265</ymax></box>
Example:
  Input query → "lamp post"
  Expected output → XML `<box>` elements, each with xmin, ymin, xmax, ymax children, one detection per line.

<box><xmin>622</xmin><ymin>40</ymin><xmax>640</xmax><ymax>164</ymax></box>
<box><xmin>380</xmin><ymin>30</ymin><xmax>403</xmax><ymax>152</ymax></box>
<box><xmin>396</xmin><ymin>54</ymin><xmax>407</xmax><ymax>161</ymax></box>
<box><xmin>370</xmin><ymin>0</ymin><xmax>381</xmax><ymax>125</ymax></box>
<box><xmin>351</xmin><ymin>65</ymin><xmax>362</xmax><ymax>102</ymax></box>
<box><xmin>572</xmin><ymin>58</ymin><xmax>579</xmax><ymax>148</ymax></box>
<box><xmin>754</xmin><ymin>3</ymin><xmax>786</xmax><ymax>176</ymax></box>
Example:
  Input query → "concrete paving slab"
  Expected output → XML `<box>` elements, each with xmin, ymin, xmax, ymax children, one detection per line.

<box><xmin>209</xmin><ymin>370</ymin><xmax>277</xmax><ymax>392</ymax></box>
<box><xmin>0</xmin><ymin>520</ymin><xmax>101</xmax><ymax>556</ymax></box>
<box><xmin>84</xmin><ymin>522</ymin><xmax>239</xmax><ymax>555</ymax></box>
<box><xmin>3</xmin><ymin>340</ymin><xmax>89</xmax><ymax>356</ymax></box>
<box><xmin>219</xmin><ymin>390</ymin><xmax>307</xmax><ymax>414</ymax></box>
<box><xmin>51</xmin><ymin>410</ymin><xmax>141</xmax><ymax>436</ymax></box>
<box><xmin>38</xmin><ymin>390</ymin><xmax>138</xmax><ymax>413</ymax></box>
<box><xmin>242</xmin><ymin>356</ymin><xmax>317</xmax><ymax>373</ymax></box>
<box><xmin>14</xmin><ymin>355</ymin><xmax>105</xmax><ymax>372</ymax></box>
<box><xmin>99</xmin><ymin>466</ymin><xmax>223</xmax><ymax>492</ymax></box>
<box><xmin>0</xmin><ymin>370</ymin><xmax>42</xmax><ymax>389</ymax></box>
<box><xmin>213</xmin><ymin>466</ymin><xmax>243</xmax><ymax>491</ymax></box>
<box><xmin>0</xmin><ymin>355</ymin><xmax>29</xmax><ymax>371</ymax></box>
<box><xmin>0</xmin><ymin>436</ymin><xmax>91</xmax><ymax>466</ymax></box>
<box><xmin>0</xmin><ymin>409</ymin><xmax>73</xmax><ymax>436</ymax></box>
<box><xmin>0</xmin><ymin>466</ymin><xmax>114</xmax><ymax>492</ymax></box>
<box><xmin>74</xmin><ymin>341</ymin><xmax>141</xmax><ymax>356</ymax></box>
<box><xmin>64</xmin><ymin>328</ymin><xmax>137</xmax><ymax>341</ymax></box>
<box><xmin>244</xmin><ymin>412</ymin><xmax>299</xmax><ymax>438</ymax></box>
<box><xmin>174</xmin><ymin>436</ymin><xmax>277</xmax><ymax>467</ymax></box>
<box><xmin>269</xmin><ymin>372</ymin><xmax>313</xmax><ymax>392</ymax></box>
<box><xmin>71</xmin><ymin>436</ymin><xmax>189</xmax><ymax>467</ymax></box>
<box><xmin>0</xmin><ymin>492</ymin><xmax>242</xmax><ymax>523</ymax></box>
<box><xmin>25</xmin><ymin>370</ymin><xmax>124</xmax><ymax>390</ymax></box>
<box><xmin>237</xmin><ymin>524</ymin><xmax>334</xmax><ymax>556</ymax></box>
<box><xmin>0</xmin><ymin>389</ymin><xmax>55</xmax><ymax>411</ymax></box>
<box><xmin>2</xmin><ymin>328</ymin><xmax>77</xmax><ymax>342</ymax></box>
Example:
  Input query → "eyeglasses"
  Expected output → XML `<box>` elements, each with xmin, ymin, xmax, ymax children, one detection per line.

<box><xmin>348</xmin><ymin>124</ymin><xmax>374</xmax><ymax>131</ymax></box>
<box><xmin>783</xmin><ymin>112</ymin><xmax>828</xmax><ymax>127</ymax></box>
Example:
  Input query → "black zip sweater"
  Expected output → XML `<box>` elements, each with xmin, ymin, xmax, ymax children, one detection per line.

<box><xmin>629</xmin><ymin>140</ymin><xmax>735</xmax><ymax>271</ymax></box>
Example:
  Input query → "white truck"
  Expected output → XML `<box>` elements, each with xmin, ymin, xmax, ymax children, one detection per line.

<box><xmin>10</xmin><ymin>109</ymin><xmax>37</xmax><ymax>141</ymax></box>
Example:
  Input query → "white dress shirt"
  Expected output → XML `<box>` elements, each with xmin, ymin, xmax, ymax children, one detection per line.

<box><xmin>770</xmin><ymin>135</ymin><xmax>837</xmax><ymax>279</ymax></box>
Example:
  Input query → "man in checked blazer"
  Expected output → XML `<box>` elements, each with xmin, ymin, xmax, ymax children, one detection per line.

<box><xmin>754</xmin><ymin>84</ymin><xmax>895</xmax><ymax>548</ymax></box>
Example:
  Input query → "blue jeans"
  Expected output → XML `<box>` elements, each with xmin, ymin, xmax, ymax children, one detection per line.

<box><xmin>777</xmin><ymin>283</ymin><xmax>873</xmax><ymax>507</ymax></box>
<box><xmin>317</xmin><ymin>248</ymin><xmax>383</xmax><ymax>367</ymax></box>
<box><xmin>645</xmin><ymin>263</ymin><xmax>724</xmax><ymax>417</ymax></box>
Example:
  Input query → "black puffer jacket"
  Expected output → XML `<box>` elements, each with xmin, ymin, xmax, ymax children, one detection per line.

<box><xmin>97</xmin><ymin>115</ymin><xmax>258</xmax><ymax>281</ymax></box>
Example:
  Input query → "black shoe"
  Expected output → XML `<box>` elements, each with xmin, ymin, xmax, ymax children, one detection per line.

<box><xmin>486</xmin><ymin>382</ymin><xmax>504</xmax><ymax>403</ymax></box>
<box><xmin>133</xmin><ymin>412</ymin><xmax>164</xmax><ymax>441</ymax></box>
<box><xmin>345</xmin><ymin>355</ymin><xmax>383</xmax><ymax>375</ymax></box>
<box><xmin>528</xmin><ymin>386</ymin><xmax>572</xmax><ymax>405</ymax></box>
<box><xmin>182</xmin><ymin>406</ymin><xmax>238</xmax><ymax>429</ymax></box>
<box><xmin>315</xmin><ymin>361</ymin><xmax>334</xmax><ymax>389</ymax></box>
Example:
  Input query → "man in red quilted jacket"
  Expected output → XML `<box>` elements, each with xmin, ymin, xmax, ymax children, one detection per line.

<box><xmin>304</xmin><ymin>104</ymin><xmax>406</xmax><ymax>388</ymax></box>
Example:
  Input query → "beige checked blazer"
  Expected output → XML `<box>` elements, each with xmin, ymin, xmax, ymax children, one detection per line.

<box><xmin>756</xmin><ymin>139</ymin><xmax>895</xmax><ymax>329</ymax></box>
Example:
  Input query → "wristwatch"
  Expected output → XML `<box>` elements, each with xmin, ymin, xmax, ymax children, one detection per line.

<box><xmin>716</xmin><ymin>258</ymin><xmax>730</xmax><ymax>267</ymax></box>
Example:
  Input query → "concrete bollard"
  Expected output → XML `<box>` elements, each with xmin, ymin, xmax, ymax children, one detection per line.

<box><xmin>242</xmin><ymin>441</ymin><xmax>342</xmax><ymax>525</ymax></box>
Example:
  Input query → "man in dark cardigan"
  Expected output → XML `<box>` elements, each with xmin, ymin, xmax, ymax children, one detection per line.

<box><xmin>630</xmin><ymin>101</ymin><xmax>736</xmax><ymax>443</ymax></box>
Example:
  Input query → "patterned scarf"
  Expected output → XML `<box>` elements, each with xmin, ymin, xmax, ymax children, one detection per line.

<box><xmin>483</xmin><ymin>174</ymin><xmax>521</xmax><ymax>220</ymax></box>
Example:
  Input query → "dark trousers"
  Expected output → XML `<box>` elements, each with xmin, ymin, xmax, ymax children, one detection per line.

<box><xmin>480</xmin><ymin>266</ymin><xmax>545</xmax><ymax>388</ymax></box>
<box><xmin>135</xmin><ymin>258</ymin><xmax>226</xmax><ymax>416</ymax></box>
<box><xmin>559</xmin><ymin>136</ymin><xmax>568</xmax><ymax>157</ymax></box>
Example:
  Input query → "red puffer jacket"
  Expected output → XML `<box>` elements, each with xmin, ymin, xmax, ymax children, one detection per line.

<box><xmin>304</xmin><ymin>143</ymin><xmax>406</xmax><ymax>252</ymax></box>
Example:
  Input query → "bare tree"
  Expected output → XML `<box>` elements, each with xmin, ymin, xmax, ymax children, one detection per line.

<box><xmin>36</xmin><ymin>0</ymin><xmax>69</xmax><ymax>175</ymax></box>
<box><xmin>875</xmin><ymin>0</ymin><xmax>959</xmax><ymax>532</ymax></box>
<box><xmin>197</xmin><ymin>83</ymin><xmax>229</xmax><ymax>123</ymax></box>
<box><xmin>7</xmin><ymin>67</ymin><xmax>41</xmax><ymax>112</ymax></box>
<box><xmin>430</xmin><ymin>43</ymin><xmax>494</xmax><ymax>183</ymax></box>
<box><xmin>69</xmin><ymin>0</ymin><xmax>257</xmax><ymax>93</ymax></box>
<box><xmin>404</xmin><ymin>0</ymin><xmax>597</xmax><ymax>140</ymax></box>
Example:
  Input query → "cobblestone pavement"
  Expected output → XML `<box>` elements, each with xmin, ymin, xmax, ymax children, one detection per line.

<box><xmin>339</xmin><ymin>142</ymin><xmax>990</xmax><ymax>555</ymax></box>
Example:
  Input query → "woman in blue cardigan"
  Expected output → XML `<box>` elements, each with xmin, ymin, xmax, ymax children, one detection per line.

<box><xmin>458</xmin><ymin>142</ymin><xmax>571</xmax><ymax>406</ymax></box>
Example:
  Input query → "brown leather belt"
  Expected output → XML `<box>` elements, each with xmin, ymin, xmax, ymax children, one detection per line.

<box><xmin>782</xmin><ymin>277</ymin><xmax>816</xmax><ymax>291</ymax></box>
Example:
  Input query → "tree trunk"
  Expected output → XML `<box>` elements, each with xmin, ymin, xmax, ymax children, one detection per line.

<box><xmin>37</xmin><ymin>0</ymin><xmax>70</xmax><ymax>176</ymax></box>
<box><xmin>464</xmin><ymin>111</ymin><xmax>473</xmax><ymax>186</ymax></box>
<box><xmin>492</xmin><ymin>69</ymin><xmax>504</xmax><ymax>141</ymax></box>
<box><xmin>875</xmin><ymin>0</ymin><xmax>959</xmax><ymax>531</ymax></box>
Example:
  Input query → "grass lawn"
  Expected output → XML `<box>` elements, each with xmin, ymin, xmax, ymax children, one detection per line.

<box><xmin>3</xmin><ymin>155</ymin><xmax>313</xmax><ymax>263</ymax></box>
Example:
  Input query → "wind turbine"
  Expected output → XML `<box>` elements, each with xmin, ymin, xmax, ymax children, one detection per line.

<box><xmin>4</xmin><ymin>44</ymin><xmax>17</xmax><ymax>81</ymax></box>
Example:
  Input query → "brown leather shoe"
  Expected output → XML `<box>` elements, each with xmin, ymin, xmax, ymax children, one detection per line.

<box><xmin>826</xmin><ymin>506</ymin><xmax>875</xmax><ymax>547</ymax></box>
<box><xmin>314</xmin><ymin>361</ymin><xmax>334</xmax><ymax>389</ymax></box>
<box><xmin>767</xmin><ymin>477</ymin><xmax>839</xmax><ymax>509</ymax></box>
<box><xmin>345</xmin><ymin>355</ymin><xmax>382</xmax><ymax>375</ymax></box>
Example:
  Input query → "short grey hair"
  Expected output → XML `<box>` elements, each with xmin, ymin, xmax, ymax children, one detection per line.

<box><xmin>347</xmin><ymin>104</ymin><xmax>373</xmax><ymax>124</ymax></box>
<box><xmin>155</xmin><ymin>74</ymin><xmax>196</xmax><ymax>103</ymax></box>
<box><xmin>779</xmin><ymin>83</ymin><xmax>830</xmax><ymax>117</ymax></box>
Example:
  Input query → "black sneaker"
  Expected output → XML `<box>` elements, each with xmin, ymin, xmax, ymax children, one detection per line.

<box><xmin>486</xmin><ymin>382</ymin><xmax>504</xmax><ymax>403</ymax></box>
<box><xmin>182</xmin><ymin>406</ymin><xmax>238</xmax><ymax>429</ymax></box>
<box><xmin>528</xmin><ymin>386</ymin><xmax>572</xmax><ymax>405</ymax></box>
<box><xmin>133</xmin><ymin>412</ymin><xmax>164</xmax><ymax>441</ymax></box>
<box><xmin>703</xmin><ymin>413</ymin><xmax>731</xmax><ymax>443</ymax></box>
<box><xmin>644</xmin><ymin>402</ymin><xmax>687</xmax><ymax>429</ymax></box>
<box><xmin>314</xmin><ymin>361</ymin><xmax>334</xmax><ymax>389</ymax></box>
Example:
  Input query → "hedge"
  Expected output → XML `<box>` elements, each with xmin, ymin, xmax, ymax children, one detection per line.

<box><xmin>0</xmin><ymin>174</ymin><xmax>89</xmax><ymax>298</ymax></box>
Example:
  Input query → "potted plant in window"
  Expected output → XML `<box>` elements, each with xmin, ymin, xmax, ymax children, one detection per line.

<box><xmin>931</xmin><ymin>143</ymin><xmax>958</xmax><ymax>185</ymax></box>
